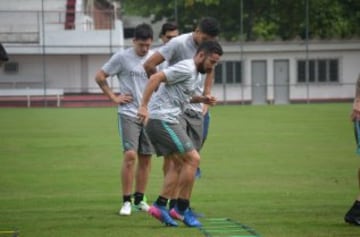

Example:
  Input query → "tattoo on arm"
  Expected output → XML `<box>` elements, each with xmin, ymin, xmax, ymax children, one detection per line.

<box><xmin>97</xmin><ymin>79</ymin><xmax>108</xmax><ymax>88</ymax></box>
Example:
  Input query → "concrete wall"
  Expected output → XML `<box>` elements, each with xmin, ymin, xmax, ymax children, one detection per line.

<box><xmin>2</xmin><ymin>40</ymin><xmax>359</xmax><ymax>103</ymax></box>
<box><xmin>211</xmin><ymin>41</ymin><xmax>360</xmax><ymax>103</ymax></box>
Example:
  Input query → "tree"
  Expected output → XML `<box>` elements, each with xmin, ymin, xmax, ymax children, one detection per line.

<box><xmin>118</xmin><ymin>0</ymin><xmax>360</xmax><ymax>41</ymax></box>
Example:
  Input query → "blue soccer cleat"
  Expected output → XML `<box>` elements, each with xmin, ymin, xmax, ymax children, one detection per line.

<box><xmin>169</xmin><ymin>207</ymin><xmax>202</xmax><ymax>227</ymax></box>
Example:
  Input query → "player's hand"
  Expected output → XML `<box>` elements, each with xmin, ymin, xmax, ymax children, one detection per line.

<box><xmin>114</xmin><ymin>94</ymin><xmax>132</xmax><ymax>105</ymax></box>
<box><xmin>351</xmin><ymin>109</ymin><xmax>360</xmax><ymax>121</ymax></box>
<box><xmin>203</xmin><ymin>95</ymin><xmax>217</xmax><ymax>106</ymax></box>
<box><xmin>352</xmin><ymin>99</ymin><xmax>360</xmax><ymax>121</ymax></box>
<box><xmin>137</xmin><ymin>106</ymin><xmax>148</xmax><ymax>125</ymax></box>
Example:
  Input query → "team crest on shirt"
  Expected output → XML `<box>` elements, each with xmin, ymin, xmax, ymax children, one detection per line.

<box><xmin>130</xmin><ymin>70</ymin><xmax>147</xmax><ymax>78</ymax></box>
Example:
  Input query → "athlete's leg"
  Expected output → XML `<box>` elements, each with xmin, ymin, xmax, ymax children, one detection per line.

<box><xmin>169</xmin><ymin>149</ymin><xmax>202</xmax><ymax>227</ymax></box>
<box><xmin>159</xmin><ymin>155</ymin><xmax>183</xmax><ymax>198</ymax></box>
<box><xmin>135</xmin><ymin>154</ymin><xmax>152</xmax><ymax>195</ymax></box>
<box><xmin>121</xmin><ymin>150</ymin><xmax>137</xmax><ymax>198</ymax></box>
<box><xmin>202</xmin><ymin>110</ymin><xmax>210</xmax><ymax>146</ymax></box>
<box><xmin>344</xmin><ymin>121</ymin><xmax>360</xmax><ymax>224</ymax></box>
<box><xmin>177</xmin><ymin>149</ymin><xmax>200</xmax><ymax>200</ymax></box>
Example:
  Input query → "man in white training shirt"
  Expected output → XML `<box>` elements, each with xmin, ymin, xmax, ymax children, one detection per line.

<box><xmin>95</xmin><ymin>23</ymin><xmax>154</xmax><ymax>216</ymax></box>
<box><xmin>138</xmin><ymin>40</ymin><xmax>223</xmax><ymax>227</ymax></box>
<box><xmin>144</xmin><ymin>16</ymin><xmax>220</xmax><ymax>210</ymax></box>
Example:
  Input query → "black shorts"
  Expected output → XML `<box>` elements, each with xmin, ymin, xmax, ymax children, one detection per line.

<box><xmin>145</xmin><ymin>119</ymin><xmax>195</xmax><ymax>157</ymax></box>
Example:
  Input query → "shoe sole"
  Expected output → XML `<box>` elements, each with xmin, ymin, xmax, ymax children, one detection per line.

<box><xmin>119</xmin><ymin>211</ymin><xmax>131</xmax><ymax>216</ymax></box>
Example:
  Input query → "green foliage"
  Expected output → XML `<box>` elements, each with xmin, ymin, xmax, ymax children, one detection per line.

<box><xmin>119</xmin><ymin>0</ymin><xmax>360</xmax><ymax>41</ymax></box>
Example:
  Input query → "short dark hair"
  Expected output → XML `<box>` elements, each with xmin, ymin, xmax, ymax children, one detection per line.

<box><xmin>160</xmin><ymin>22</ymin><xmax>178</xmax><ymax>37</ymax></box>
<box><xmin>198</xmin><ymin>17</ymin><xmax>220</xmax><ymax>37</ymax></box>
<box><xmin>134</xmin><ymin>23</ymin><xmax>153</xmax><ymax>40</ymax></box>
<box><xmin>196</xmin><ymin>40</ymin><xmax>223</xmax><ymax>56</ymax></box>
<box><xmin>0</xmin><ymin>43</ymin><xmax>9</xmax><ymax>61</ymax></box>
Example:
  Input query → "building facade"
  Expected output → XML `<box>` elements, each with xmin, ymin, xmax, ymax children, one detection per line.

<box><xmin>1</xmin><ymin>0</ymin><xmax>359</xmax><ymax>104</ymax></box>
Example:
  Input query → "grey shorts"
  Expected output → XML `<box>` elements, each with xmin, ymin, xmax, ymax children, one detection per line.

<box><xmin>145</xmin><ymin>119</ymin><xmax>195</xmax><ymax>157</ymax></box>
<box><xmin>118</xmin><ymin>114</ymin><xmax>154</xmax><ymax>155</ymax></box>
<box><xmin>180</xmin><ymin>109</ymin><xmax>204</xmax><ymax>151</ymax></box>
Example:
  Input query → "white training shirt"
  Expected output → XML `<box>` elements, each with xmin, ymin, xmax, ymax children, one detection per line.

<box><xmin>102</xmin><ymin>47</ymin><xmax>154</xmax><ymax>117</ymax></box>
<box><xmin>158</xmin><ymin>33</ymin><xmax>197</xmax><ymax>66</ymax></box>
<box><xmin>148</xmin><ymin>59</ymin><xmax>200</xmax><ymax>124</ymax></box>
<box><xmin>158</xmin><ymin>32</ymin><xmax>204</xmax><ymax>113</ymax></box>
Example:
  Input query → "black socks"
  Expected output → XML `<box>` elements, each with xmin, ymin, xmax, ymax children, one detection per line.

<box><xmin>123</xmin><ymin>195</ymin><xmax>131</xmax><ymax>203</ymax></box>
<box><xmin>177</xmin><ymin>198</ymin><xmax>189</xmax><ymax>212</ymax></box>
<box><xmin>134</xmin><ymin>192</ymin><xmax>144</xmax><ymax>205</ymax></box>
<box><xmin>155</xmin><ymin>196</ymin><xmax>168</xmax><ymax>207</ymax></box>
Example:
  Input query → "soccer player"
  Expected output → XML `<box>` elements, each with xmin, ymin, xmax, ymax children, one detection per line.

<box><xmin>159</xmin><ymin>22</ymin><xmax>179</xmax><ymax>45</ymax></box>
<box><xmin>0</xmin><ymin>43</ymin><xmax>9</xmax><ymax>66</ymax></box>
<box><xmin>143</xmin><ymin>16</ymin><xmax>220</xmax><ymax>210</ymax></box>
<box><xmin>137</xmin><ymin>40</ymin><xmax>223</xmax><ymax>227</ymax></box>
<box><xmin>345</xmin><ymin>73</ymin><xmax>360</xmax><ymax>225</ymax></box>
<box><xmin>156</xmin><ymin>21</ymin><xmax>179</xmax><ymax>72</ymax></box>
<box><xmin>155</xmin><ymin>22</ymin><xmax>180</xmax><ymax>177</ymax></box>
<box><xmin>95</xmin><ymin>23</ymin><xmax>154</xmax><ymax>216</ymax></box>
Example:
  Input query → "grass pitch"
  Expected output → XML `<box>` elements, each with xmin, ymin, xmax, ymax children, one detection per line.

<box><xmin>1</xmin><ymin>104</ymin><xmax>360</xmax><ymax>237</ymax></box>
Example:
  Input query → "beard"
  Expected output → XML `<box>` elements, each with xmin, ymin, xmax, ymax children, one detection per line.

<box><xmin>197</xmin><ymin>58</ymin><xmax>207</xmax><ymax>74</ymax></box>
<box><xmin>198</xmin><ymin>64</ymin><xmax>206</xmax><ymax>74</ymax></box>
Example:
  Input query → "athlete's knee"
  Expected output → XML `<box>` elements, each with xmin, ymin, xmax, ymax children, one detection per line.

<box><xmin>184</xmin><ymin>150</ymin><xmax>200</xmax><ymax>167</ymax></box>
<box><xmin>123</xmin><ymin>150</ymin><xmax>137</xmax><ymax>166</ymax></box>
<box><xmin>165</xmin><ymin>154</ymin><xmax>183</xmax><ymax>173</ymax></box>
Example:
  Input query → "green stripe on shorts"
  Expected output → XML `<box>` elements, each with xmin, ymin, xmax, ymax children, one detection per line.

<box><xmin>161</xmin><ymin>120</ymin><xmax>185</xmax><ymax>153</ymax></box>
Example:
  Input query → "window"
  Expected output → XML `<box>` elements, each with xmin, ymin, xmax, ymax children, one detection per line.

<box><xmin>124</xmin><ymin>28</ymin><xmax>135</xmax><ymax>39</ymax></box>
<box><xmin>318</xmin><ymin>60</ymin><xmax>326</xmax><ymax>82</ymax></box>
<box><xmin>214</xmin><ymin>63</ymin><xmax>223</xmax><ymax>84</ymax></box>
<box><xmin>297</xmin><ymin>59</ymin><xmax>339</xmax><ymax>83</ymax></box>
<box><xmin>329</xmin><ymin>59</ymin><xmax>338</xmax><ymax>82</ymax></box>
<box><xmin>4</xmin><ymin>62</ymin><xmax>19</xmax><ymax>74</ymax></box>
<box><xmin>297</xmin><ymin>61</ymin><xmax>306</xmax><ymax>83</ymax></box>
<box><xmin>214</xmin><ymin>61</ymin><xmax>242</xmax><ymax>84</ymax></box>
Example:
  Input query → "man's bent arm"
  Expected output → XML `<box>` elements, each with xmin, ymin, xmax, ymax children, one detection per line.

<box><xmin>143</xmin><ymin>52</ymin><xmax>165</xmax><ymax>78</ymax></box>
<box><xmin>141</xmin><ymin>72</ymin><xmax>166</xmax><ymax>107</ymax></box>
<box><xmin>95</xmin><ymin>70</ymin><xmax>117</xmax><ymax>102</ymax></box>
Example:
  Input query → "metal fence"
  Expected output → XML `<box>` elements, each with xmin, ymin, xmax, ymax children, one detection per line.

<box><xmin>0</xmin><ymin>6</ymin><xmax>358</xmax><ymax>106</ymax></box>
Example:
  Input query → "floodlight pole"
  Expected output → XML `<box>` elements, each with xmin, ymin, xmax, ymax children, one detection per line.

<box><xmin>305</xmin><ymin>0</ymin><xmax>310</xmax><ymax>104</ymax></box>
<box><xmin>240</xmin><ymin>0</ymin><xmax>244</xmax><ymax>105</ymax></box>
<box><xmin>41</xmin><ymin>0</ymin><xmax>48</xmax><ymax>107</ymax></box>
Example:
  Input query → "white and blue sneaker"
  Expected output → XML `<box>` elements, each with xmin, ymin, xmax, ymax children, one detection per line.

<box><xmin>119</xmin><ymin>201</ymin><xmax>132</xmax><ymax>216</ymax></box>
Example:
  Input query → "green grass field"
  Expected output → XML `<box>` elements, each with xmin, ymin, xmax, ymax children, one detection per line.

<box><xmin>1</xmin><ymin>104</ymin><xmax>360</xmax><ymax>237</ymax></box>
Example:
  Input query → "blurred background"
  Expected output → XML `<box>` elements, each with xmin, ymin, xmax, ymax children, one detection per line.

<box><xmin>0</xmin><ymin>0</ymin><xmax>359</xmax><ymax>107</ymax></box>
